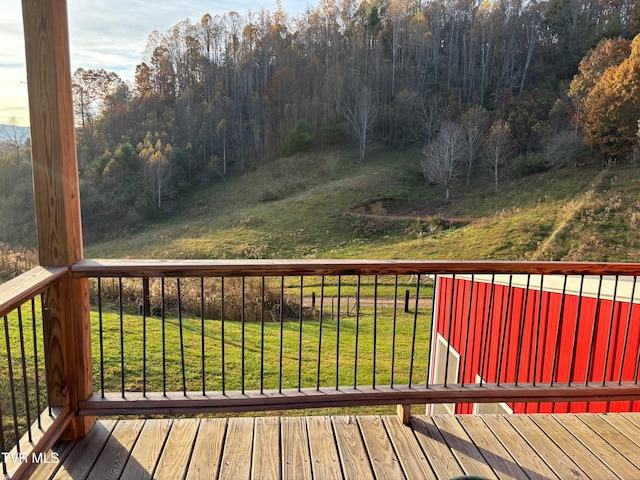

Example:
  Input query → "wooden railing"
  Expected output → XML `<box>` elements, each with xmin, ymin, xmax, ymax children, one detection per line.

<box><xmin>0</xmin><ymin>267</ymin><xmax>73</xmax><ymax>478</ymax></box>
<box><xmin>70</xmin><ymin>259</ymin><xmax>640</xmax><ymax>420</ymax></box>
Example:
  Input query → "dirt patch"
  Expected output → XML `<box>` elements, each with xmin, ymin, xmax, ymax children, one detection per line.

<box><xmin>350</xmin><ymin>199</ymin><xmax>473</xmax><ymax>226</ymax></box>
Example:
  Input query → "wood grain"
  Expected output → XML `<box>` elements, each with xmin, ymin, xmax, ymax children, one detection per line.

<box><xmin>357</xmin><ymin>416</ymin><xmax>405</xmax><ymax>479</ymax></box>
<box><xmin>528</xmin><ymin>415</ymin><xmax>617</xmax><ymax>479</ymax></box>
<box><xmin>332</xmin><ymin>416</ymin><xmax>375</xmax><ymax>479</ymax></box>
<box><xmin>72</xmin><ymin>258</ymin><xmax>640</xmax><ymax>278</ymax></box>
<box><xmin>306</xmin><ymin>416</ymin><xmax>343</xmax><ymax>480</ymax></box>
<box><xmin>52</xmin><ymin>420</ymin><xmax>116</xmax><ymax>480</ymax></box>
<box><xmin>382</xmin><ymin>415</ymin><xmax>437</xmax><ymax>479</ymax></box>
<box><xmin>218</xmin><ymin>418</ymin><xmax>255</xmax><ymax>480</ymax></box>
<box><xmin>506</xmin><ymin>415</ymin><xmax>587</xmax><ymax>480</ymax></box>
<box><xmin>186</xmin><ymin>418</ymin><xmax>228</xmax><ymax>480</ymax></box>
<box><xmin>154</xmin><ymin>418</ymin><xmax>199</xmax><ymax>480</ymax></box>
<box><xmin>85</xmin><ymin>419</ymin><xmax>145</xmax><ymax>480</ymax></box>
<box><xmin>251</xmin><ymin>417</ymin><xmax>280</xmax><ymax>480</ymax></box>
<box><xmin>78</xmin><ymin>383</ymin><xmax>640</xmax><ymax>416</ymax></box>
<box><xmin>281</xmin><ymin>417</ymin><xmax>312</xmax><ymax>480</ymax></box>
<box><xmin>22</xmin><ymin>0</ymin><xmax>93</xmax><ymax>438</ymax></box>
<box><xmin>121</xmin><ymin>419</ymin><xmax>172</xmax><ymax>480</ymax></box>
<box><xmin>410</xmin><ymin>416</ymin><xmax>465</xmax><ymax>479</ymax></box>
<box><xmin>0</xmin><ymin>266</ymin><xmax>65</xmax><ymax>319</ymax></box>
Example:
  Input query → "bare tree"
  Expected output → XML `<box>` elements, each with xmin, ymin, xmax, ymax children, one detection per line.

<box><xmin>344</xmin><ymin>86</ymin><xmax>377</xmax><ymax>161</ymax></box>
<box><xmin>0</xmin><ymin>117</ymin><xmax>29</xmax><ymax>161</ymax></box>
<box><xmin>460</xmin><ymin>106</ymin><xmax>490</xmax><ymax>189</ymax></box>
<box><xmin>421</xmin><ymin>122</ymin><xmax>465</xmax><ymax>201</ymax></box>
<box><xmin>483</xmin><ymin>120</ymin><xmax>514</xmax><ymax>192</ymax></box>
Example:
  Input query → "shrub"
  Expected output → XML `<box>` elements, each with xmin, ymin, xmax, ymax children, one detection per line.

<box><xmin>282</xmin><ymin>120</ymin><xmax>313</xmax><ymax>156</ymax></box>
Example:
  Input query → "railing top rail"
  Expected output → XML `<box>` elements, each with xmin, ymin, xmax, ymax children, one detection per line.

<box><xmin>72</xmin><ymin>258</ymin><xmax>640</xmax><ymax>278</ymax></box>
<box><xmin>0</xmin><ymin>266</ymin><xmax>67</xmax><ymax>318</ymax></box>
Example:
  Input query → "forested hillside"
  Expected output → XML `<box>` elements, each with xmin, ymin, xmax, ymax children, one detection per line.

<box><xmin>2</xmin><ymin>0</ymin><xmax>640</xmax><ymax>249</ymax></box>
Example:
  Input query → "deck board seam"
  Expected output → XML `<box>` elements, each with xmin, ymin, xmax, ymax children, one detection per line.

<box><xmin>150</xmin><ymin>419</ymin><xmax>175</xmax><ymax>479</ymax></box>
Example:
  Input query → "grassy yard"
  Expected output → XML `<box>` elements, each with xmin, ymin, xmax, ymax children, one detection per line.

<box><xmin>91</xmin><ymin>301</ymin><xmax>433</xmax><ymax>396</ymax></box>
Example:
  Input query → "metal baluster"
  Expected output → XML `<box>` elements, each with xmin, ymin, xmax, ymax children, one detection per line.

<box><xmin>425</xmin><ymin>274</ymin><xmax>438</xmax><ymax>388</ymax></box>
<box><xmin>550</xmin><ymin>276</ymin><xmax>569</xmax><ymax>386</ymax></box>
<box><xmin>4</xmin><ymin>315</ymin><xmax>20</xmax><ymax>452</ymax></box>
<box><xmin>409</xmin><ymin>275</ymin><xmax>422</xmax><ymax>388</ymax></box>
<box><xmin>496</xmin><ymin>276</ymin><xmax>514</xmax><ymax>386</ymax></box>
<box><xmin>602</xmin><ymin>276</ymin><xmax>620</xmax><ymax>386</ymax></box>
<box><xmin>177</xmin><ymin>279</ymin><xmax>186</xmax><ymax>395</ymax></box>
<box><xmin>618</xmin><ymin>277</ymin><xmax>637</xmax><ymax>384</ymax></box>
<box><xmin>568</xmin><ymin>276</ymin><xmax>585</xmax><ymax>386</ymax></box>
<box><xmin>17</xmin><ymin>307</ymin><xmax>32</xmax><ymax>441</ymax></box>
<box><xmin>584</xmin><ymin>276</ymin><xmax>603</xmax><ymax>386</ymax></box>
<box><xmin>532</xmin><ymin>276</ymin><xmax>545</xmax><ymax>387</ymax></box>
<box><xmin>119</xmin><ymin>278</ymin><xmax>125</xmax><ymax>397</ymax></box>
<box><xmin>316</xmin><ymin>276</ymin><xmax>325</xmax><ymax>391</ymax></box>
<box><xmin>514</xmin><ymin>275</ymin><xmax>531</xmax><ymax>386</ymax></box>
<box><xmin>461</xmin><ymin>275</ymin><xmax>475</xmax><ymax>387</ymax></box>
<box><xmin>31</xmin><ymin>298</ymin><xmax>42</xmax><ymax>427</ymax></box>
<box><xmin>354</xmin><ymin>275</ymin><xmax>361</xmax><ymax>388</ymax></box>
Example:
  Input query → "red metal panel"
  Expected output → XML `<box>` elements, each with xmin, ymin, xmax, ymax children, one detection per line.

<box><xmin>434</xmin><ymin>276</ymin><xmax>640</xmax><ymax>415</ymax></box>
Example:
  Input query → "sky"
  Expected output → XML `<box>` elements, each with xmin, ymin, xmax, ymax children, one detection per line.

<box><xmin>1</xmin><ymin>0</ymin><xmax>311</xmax><ymax>127</ymax></box>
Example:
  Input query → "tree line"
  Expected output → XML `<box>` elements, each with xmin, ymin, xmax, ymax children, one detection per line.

<box><xmin>3</xmin><ymin>0</ymin><xmax>640</xmax><ymax>246</ymax></box>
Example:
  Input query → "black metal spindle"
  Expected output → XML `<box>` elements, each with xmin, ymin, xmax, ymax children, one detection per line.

<box><xmin>261</xmin><ymin>277</ymin><xmax>265</xmax><ymax>394</ymax></box>
<box><xmin>177</xmin><ymin>279</ymin><xmax>186</xmax><ymax>395</ymax></box>
<box><xmin>391</xmin><ymin>275</ymin><xmax>399</xmax><ymax>388</ymax></box>
<box><xmin>618</xmin><ymin>276</ymin><xmax>637</xmax><ymax>384</ymax></box>
<box><xmin>354</xmin><ymin>275</ymin><xmax>361</xmax><ymax>388</ymax></box>
<box><xmin>409</xmin><ymin>275</ymin><xmax>422</xmax><ymax>388</ymax></box>
<box><xmin>550</xmin><ymin>276</ymin><xmax>569</xmax><ymax>386</ymax></box>
<box><xmin>119</xmin><ymin>278</ymin><xmax>125</xmax><ymax>397</ymax></box>
<box><xmin>97</xmin><ymin>279</ymin><xmax>104</xmax><ymax>397</ymax></box>
<box><xmin>162</xmin><ymin>277</ymin><xmax>167</xmax><ymax>395</ymax></box>
<box><xmin>584</xmin><ymin>276</ymin><xmax>603</xmax><ymax>386</ymax></box>
<box><xmin>221</xmin><ymin>277</ymin><xmax>226</xmax><ymax>393</ymax></box>
<box><xmin>336</xmin><ymin>276</ymin><xmax>342</xmax><ymax>390</ymax></box>
<box><xmin>425</xmin><ymin>274</ymin><xmax>438</xmax><ymax>387</ymax></box>
<box><xmin>279</xmin><ymin>277</ymin><xmax>284</xmax><ymax>393</ymax></box>
<box><xmin>40</xmin><ymin>293</ymin><xmax>52</xmax><ymax>416</ymax></box>
<box><xmin>17</xmin><ymin>307</ymin><xmax>32</xmax><ymax>441</ymax></box>
<box><xmin>30</xmin><ymin>298</ymin><xmax>42</xmax><ymax>428</ymax></box>
<box><xmin>461</xmin><ymin>275</ymin><xmax>475</xmax><ymax>387</ymax></box>
<box><xmin>496</xmin><ymin>276</ymin><xmax>513</xmax><ymax>386</ymax></box>
<box><xmin>478</xmin><ymin>275</ymin><xmax>496</xmax><ymax>386</ymax></box>
<box><xmin>142</xmin><ymin>279</ymin><xmax>147</xmax><ymax>397</ymax></box>
<box><xmin>601</xmin><ymin>276</ymin><xmax>620</xmax><ymax>386</ymax></box>
<box><xmin>241</xmin><ymin>277</ymin><xmax>246</xmax><ymax>394</ymax></box>
<box><xmin>316</xmin><ymin>276</ymin><xmax>325</xmax><ymax>391</ymax></box>
<box><xmin>201</xmin><ymin>277</ymin><xmax>206</xmax><ymax>395</ymax></box>
<box><xmin>4</xmin><ymin>315</ymin><xmax>20</xmax><ymax>452</ymax></box>
<box><xmin>372</xmin><ymin>275</ymin><xmax>378</xmax><ymax>389</ymax></box>
<box><xmin>298</xmin><ymin>276</ymin><xmax>303</xmax><ymax>391</ymax></box>
<box><xmin>568</xmin><ymin>275</ymin><xmax>585</xmax><ymax>386</ymax></box>
<box><xmin>514</xmin><ymin>275</ymin><xmax>531</xmax><ymax>386</ymax></box>
<box><xmin>532</xmin><ymin>276</ymin><xmax>545</xmax><ymax>386</ymax></box>
<box><xmin>0</xmin><ymin>379</ymin><xmax>5</xmax><ymax>475</ymax></box>
<box><xmin>443</xmin><ymin>275</ymin><xmax>455</xmax><ymax>387</ymax></box>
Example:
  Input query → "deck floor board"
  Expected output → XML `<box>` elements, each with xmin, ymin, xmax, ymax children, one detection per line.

<box><xmin>26</xmin><ymin>412</ymin><xmax>640</xmax><ymax>480</ymax></box>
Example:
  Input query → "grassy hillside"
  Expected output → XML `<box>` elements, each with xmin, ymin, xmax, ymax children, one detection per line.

<box><xmin>85</xmin><ymin>149</ymin><xmax>640</xmax><ymax>263</ymax></box>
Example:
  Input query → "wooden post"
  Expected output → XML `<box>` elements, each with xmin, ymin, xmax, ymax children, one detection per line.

<box><xmin>404</xmin><ymin>290</ymin><xmax>410</xmax><ymax>313</ymax></box>
<box><xmin>22</xmin><ymin>0</ymin><xmax>95</xmax><ymax>438</ymax></box>
<box><xmin>396</xmin><ymin>404</ymin><xmax>411</xmax><ymax>425</ymax></box>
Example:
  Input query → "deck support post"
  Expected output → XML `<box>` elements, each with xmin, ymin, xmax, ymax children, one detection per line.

<box><xmin>397</xmin><ymin>404</ymin><xmax>411</xmax><ymax>424</ymax></box>
<box><xmin>22</xmin><ymin>0</ymin><xmax>95</xmax><ymax>438</ymax></box>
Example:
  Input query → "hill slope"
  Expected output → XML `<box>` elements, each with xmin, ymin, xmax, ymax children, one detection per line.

<box><xmin>84</xmin><ymin>150</ymin><xmax>640</xmax><ymax>263</ymax></box>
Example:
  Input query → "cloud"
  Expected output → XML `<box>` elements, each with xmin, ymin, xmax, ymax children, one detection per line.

<box><xmin>0</xmin><ymin>0</ymin><xmax>311</xmax><ymax>124</ymax></box>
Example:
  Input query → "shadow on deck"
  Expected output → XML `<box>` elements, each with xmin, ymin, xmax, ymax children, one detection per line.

<box><xmin>26</xmin><ymin>412</ymin><xmax>640</xmax><ymax>479</ymax></box>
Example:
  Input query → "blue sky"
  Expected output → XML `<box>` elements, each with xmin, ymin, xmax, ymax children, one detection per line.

<box><xmin>1</xmin><ymin>0</ymin><xmax>311</xmax><ymax>126</ymax></box>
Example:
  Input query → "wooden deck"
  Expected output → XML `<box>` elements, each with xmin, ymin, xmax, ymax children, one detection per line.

<box><xmin>25</xmin><ymin>413</ymin><xmax>640</xmax><ymax>479</ymax></box>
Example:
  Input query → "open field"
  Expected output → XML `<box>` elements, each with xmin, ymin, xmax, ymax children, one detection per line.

<box><xmin>84</xmin><ymin>149</ymin><xmax>640</xmax><ymax>263</ymax></box>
